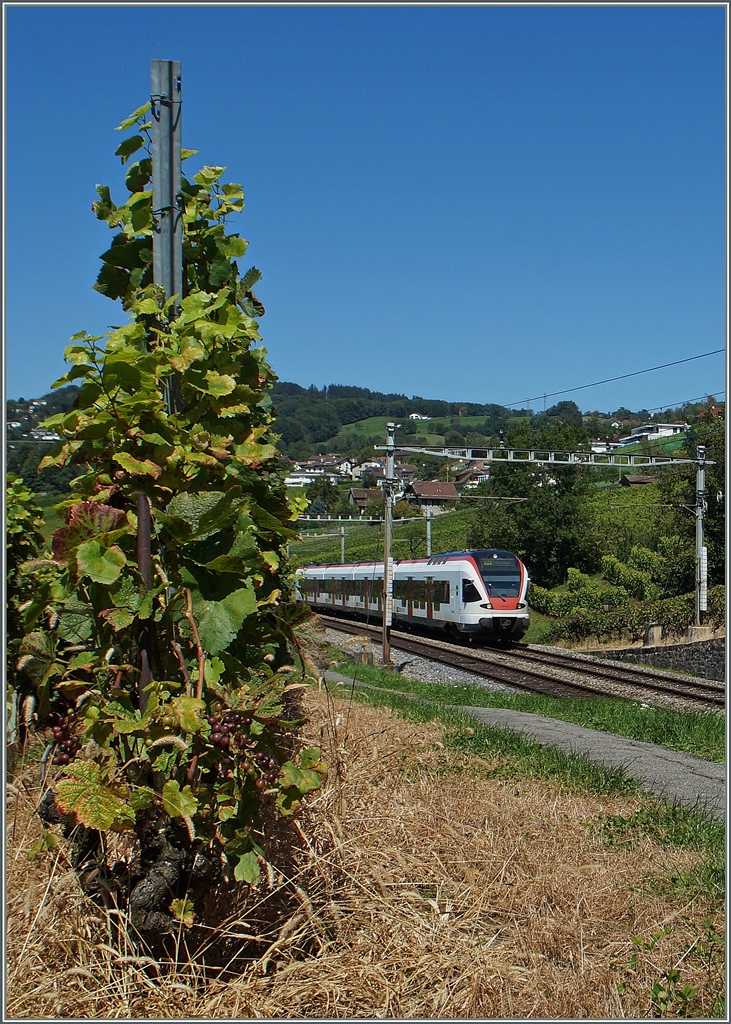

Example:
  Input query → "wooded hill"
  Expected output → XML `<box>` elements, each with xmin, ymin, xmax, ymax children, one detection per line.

<box><xmin>6</xmin><ymin>381</ymin><xmax>720</xmax><ymax>491</ymax></box>
<box><xmin>268</xmin><ymin>383</ymin><xmax>713</xmax><ymax>462</ymax></box>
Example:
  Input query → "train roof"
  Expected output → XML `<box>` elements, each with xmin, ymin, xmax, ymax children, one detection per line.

<box><xmin>298</xmin><ymin>548</ymin><xmax>523</xmax><ymax>571</ymax></box>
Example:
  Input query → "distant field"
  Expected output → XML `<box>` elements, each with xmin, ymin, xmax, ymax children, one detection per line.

<box><xmin>328</xmin><ymin>414</ymin><xmax>531</xmax><ymax>450</ymax></box>
<box><xmin>614</xmin><ymin>434</ymin><xmax>689</xmax><ymax>455</ymax></box>
<box><xmin>290</xmin><ymin>506</ymin><xmax>475</xmax><ymax>567</ymax></box>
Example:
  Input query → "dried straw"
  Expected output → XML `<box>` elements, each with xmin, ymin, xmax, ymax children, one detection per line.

<box><xmin>5</xmin><ymin>687</ymin><xmax>723</xmax><ymax>1019</ymax></box>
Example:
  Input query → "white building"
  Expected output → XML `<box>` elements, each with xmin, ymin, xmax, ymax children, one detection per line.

<box><xmin>615</xmin><ymin>423</ymin><xmax>688</xmax><ymax>448</ymax></box>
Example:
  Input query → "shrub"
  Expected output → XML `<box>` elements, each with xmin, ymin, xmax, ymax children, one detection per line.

<box><xmin>566</xmin><ymin>567</ymin><xmax>592</xmax><ymax>592</ymax></box>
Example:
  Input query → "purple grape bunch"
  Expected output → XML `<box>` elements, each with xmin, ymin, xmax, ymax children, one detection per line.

<box><xmin>206</xmin><ymin>706</ymin><xmax>279</xmax><ymax>786</ymax></box>
<box><xmin>50</xmin><ymin>707</ymin><xmax>82</xmax><ymax>766</ymax></box>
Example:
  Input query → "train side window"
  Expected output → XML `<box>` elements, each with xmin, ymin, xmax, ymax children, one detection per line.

<box><xmin>462</xmin><ymin>579</ymin><xmax>481</xmax><ymax>604</ymax></box>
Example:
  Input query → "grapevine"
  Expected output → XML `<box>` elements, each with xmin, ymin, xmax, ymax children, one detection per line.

<box><xmin>12</xmin><ymin>102</ymin><xmax>325</xmax><ymax>940</ymax></box>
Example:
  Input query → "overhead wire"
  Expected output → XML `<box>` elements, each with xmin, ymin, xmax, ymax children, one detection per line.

<box><xmin>643</xmin><ymin>391</ymin><xmax>725</xmax><ymax>414</ymax></box>
<box><xmin>505</xmin><ymin>349</ymin><xmax>725</xmax><ymax>409</ymax></box>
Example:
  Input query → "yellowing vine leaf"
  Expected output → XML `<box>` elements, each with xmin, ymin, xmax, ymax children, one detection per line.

<box><xmin>55</xmin><ymin>760</ymin><xmax>135</xmax><ymax>831</ymax></box>
<box><xmin>112</xmin><ymin>452</ymin><xmax>162</xmax><ymax>478</ymax></box>
<box><xmin>168</xmin><ymin>696</ymin><xmax>205</xmax><ymax>733</ymax></box>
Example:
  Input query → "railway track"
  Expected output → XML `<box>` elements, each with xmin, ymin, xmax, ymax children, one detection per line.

<box><xmin>318</xmin><ymin>615</ymin><xmax>725</xmax><ymax>712</ymax></box>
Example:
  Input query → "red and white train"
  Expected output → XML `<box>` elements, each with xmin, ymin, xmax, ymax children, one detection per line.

<box><xmin>296</xmin><ymin>548</ymin><xmax>530</xmax><ymax>642</ymax></box>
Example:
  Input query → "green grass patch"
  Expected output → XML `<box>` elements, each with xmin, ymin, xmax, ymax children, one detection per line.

<box><xmin>521</xmin><ymin>608</ymin><xmax>555</xmax><ymax>644</ymax></box>
<box><xmin>595</xmin><ymin>802</ymin><xmax>725</xmax><ymax>905</ymax></box>
<box><xmin>329</xmin><ymin>656</ymin><xmax>725</xmax><ymax>763</ymax></box>
<box><xmin>35</xmin><ymin>494</ymin><xmax>64</xmax><ymax>547</ymax></box>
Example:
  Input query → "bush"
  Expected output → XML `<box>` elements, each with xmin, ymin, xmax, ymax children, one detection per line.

<box><xmin>601</xmin><ymin>554</ymin><xmax>659</xmax><ymax>601</ymax></box>
<box><xmin>542</xmin><ymin>587</ymin><xmax>725</xmax><ymax>645</ymax></box>
<box><xmin>528</xmin><ymin>579</ymin><xmax>628</xmax><ymax>618</ymax></box>
<box><xmin>566</xmin><ymin>567</ymin><xmax>591</xmax><ymax>592</ymax></box>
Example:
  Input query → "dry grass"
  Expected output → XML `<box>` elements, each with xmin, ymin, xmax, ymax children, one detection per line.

<box><xmin>5</xmin><ymin>685</ymin><xmax>724</xmax><ymax>1019</ymax></box>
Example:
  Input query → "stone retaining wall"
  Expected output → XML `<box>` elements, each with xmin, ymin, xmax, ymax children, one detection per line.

<box><xmin>596</xmin><ymin>638</ymin><xmax>726</xmax><ymax>682</ymax></box>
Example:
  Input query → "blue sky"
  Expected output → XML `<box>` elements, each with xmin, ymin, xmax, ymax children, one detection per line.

<box><xmin>4</xmin><ymin>4</ymin><xmax>727</xmax><ymax>414</ymax></box>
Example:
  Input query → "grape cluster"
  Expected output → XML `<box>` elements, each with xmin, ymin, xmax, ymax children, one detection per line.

<box><xmin>50</xmin><ymin>708</ymin><xmax>81</xmax><ymax>766</ymax></box>
<box><xmin>253</xmin><ymin>751</ymin><xmax>280</xmax><ymax>789</ymax></box>
<box><xmin>206</xmin><ymin>705</ymin><xmax>279</xmax><ymax>786</ymax></box>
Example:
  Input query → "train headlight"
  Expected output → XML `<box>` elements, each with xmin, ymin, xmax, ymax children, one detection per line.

<box><xmin>480</xmin><ymin>602</ymin><xmax>492</xmax><ymax>609</ymax></box>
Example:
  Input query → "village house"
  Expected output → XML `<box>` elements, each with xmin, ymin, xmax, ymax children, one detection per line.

<box><xmin>347</xmin><ymin>488</ymin><xmax>383</xmax><ymax>510</ymax></box>
<box><xmin>402</xmin><ymin>480</ymin><xmax>459</xmax><ymax>514</ymax></box>
<box><xmin>453</xmin><ymin>460</ymin><xmax>491</xmax><ymax>489</ymax></box>
<box><xmin>620</xmin><ymin>474</ymin><xmax>660</xmax><ymax>486</ymax></box>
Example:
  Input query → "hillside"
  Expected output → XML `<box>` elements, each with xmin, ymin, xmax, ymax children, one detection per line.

<box><xmin>6</xmin><ymin>380</ymin><xmax>720</xmax><ymax>490</ymax></box>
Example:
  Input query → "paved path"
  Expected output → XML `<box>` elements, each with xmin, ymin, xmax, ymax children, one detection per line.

<box><xmin>325</xmin><ymin>672</ymin><xmax>726</xmax><ymax>820</ymax></box>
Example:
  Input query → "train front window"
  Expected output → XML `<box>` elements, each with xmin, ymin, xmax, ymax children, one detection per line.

<box><xmin>479</xmin><ymin>555</ymin><xmax>521</xmax><ymax>598</ymax></box>
<box><xmin>462</xmin><ymin>579</ymin><xmax>481</xmax><ymax>604</ymax></box>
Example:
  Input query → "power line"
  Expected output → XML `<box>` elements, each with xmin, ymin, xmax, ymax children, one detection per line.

<box><xmin>644</xmin><ymin>391</ymin><xmax>725</xmax><ymax>414</ymax></box>
<box><xmin>505</xmin><ymin>349</ymin><xmax>725</xmax><ymax>409</ymax></box>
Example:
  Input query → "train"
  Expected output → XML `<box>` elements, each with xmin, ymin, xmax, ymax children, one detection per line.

<box><xmin>295</xmin><ymin>548</ymin><xmax>530</xmax><ymax>642</ymax></box>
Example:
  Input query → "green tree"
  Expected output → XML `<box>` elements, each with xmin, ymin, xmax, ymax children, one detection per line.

<box><xmin>658</xmin><ymin>421</ymin><xmax>725</xmax><ymax>586</ymax></box>
<box><xmin>304</xmin><ymin>475</ymin><xmax>338</xmax><ymax>512</ymax></box>
<box><xmin>466</xmin><ymin>420</ymin><xmax>600</xmax><ymax>587</ymax></box>
<box><xmin>14</xmin><ymin>103</ymin><xmax>324</xmax><ymax>940</ymax></box>
<box><xmin>6</xmin><ymin>475</ymin><xmax>47</xmax><ymax>746</ymax></box>
<box><xmin>545</xmin><ymin>400</ymin><xmax>583</xmax><ymax>427</ymax></box>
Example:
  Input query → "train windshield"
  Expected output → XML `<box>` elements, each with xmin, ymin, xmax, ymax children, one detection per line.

<box><xmin>477</xmin><ymin>554</ymin><xmax>522</xmax><ymax>598</ymax></box>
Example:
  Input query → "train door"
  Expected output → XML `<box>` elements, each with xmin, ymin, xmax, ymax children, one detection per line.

<box><xmin>407</xmin><ymin>577</ymin><xmax>413</xmax><ymax>617</ymax></box>
<box><xmin>426</xmin><ymin>577</ymin><xmax>434</xmax><ymax>620</ymax></box>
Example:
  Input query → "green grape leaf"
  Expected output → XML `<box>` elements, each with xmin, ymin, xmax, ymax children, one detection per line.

<box><xmin>98</xmin><ymin>607</ymin><xmax>135</xmax><ymax>632</ymax></box>
<box><xmin>55</xmin><ymin>760</ymin><xmax>136</xmax><ymax>831</ymax></box>
<box><xmin>115</xmin><ymin>135</ymin><xmax>145</xmax><ymax>164</ymax></box>
<box><xmin>164</xmin><ymin>490</ymin><xmax>245</xmax><ymax>541</ymax></box>
<box><xmin>218</xmin><ymin>237</ymin><xmax>248</xmax><ymax>258</ymax></box>
<box><xmin>170</xmin><ymin>897</ymin><xmax>195</xmax><ymax>927</ymax></box>
<box><xmin>76</xmin><ymin>540</ymin><xmax>127</xmax><ymax>586</ymax></box>
<box><xmin>194</xmin><ymin>586</ymin><xmax>257</xmax><ymax>655</ymax></box>
<box><xmin>129</xmin><ymin>788</ymin><xmax>155</xmax><ymax>811</ymax></box>
<box><xmin>240</xmin><ymin>267</ymin><xmax>262</xmax><ymax>292</ymax></box>
<box><xmin>209</xmin><ymin>260</ymin><xmax>231</xmax><ymax>287</ymax></box>
<box><xmin>233</xmin><ymin>850</ymin><xmax>260</xmax><ymax>885</ymax></box>
<box><xmin>152</xmin><ymin>749</ymin><xmax>179</xmax><ymax>774</ymax></box>
<box><xmin>162</xmin><ymin>780</ymin><xmax>198</xmax><ymax>819</ymax></box>
<box><xmin>116</xmin><ymin>103</ymin><xmax>152</xmax><ymax>131</ymax></box>
<box><xmin>277</xmin><ymin>758</ymin><xmax>326</xmax><ymax>816</ymax></box>
<box><xmin>58</xmin><ymin>599</ymin><xmax>96</xmax><ymax>642</ymax></box>
<box><xmin>204</xmin><ymin>371</ymin><xmax>237</xmax><ymax>397</ymax></box>
<box><xmin>126</xmin><ymin>159</ymin><xmax>152</xmax><ymax>193</ymax></box>
<box><xmin>112</xmin><ymin>452</ymin><xmax>162</xmax><ymax>478</ymax></box>
<box><xmin>300</xmin><ymin>747</ymin><xmax>326</xmax><ymax>772</ymax></box>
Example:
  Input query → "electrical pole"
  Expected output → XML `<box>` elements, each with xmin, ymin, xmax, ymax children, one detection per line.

<box><xmin>695</xmin><ymin>445</ymin><xmax>708</xmax><ymax>626</ymax></box>
<box><xmin>136</xmin><ymin>59</ymin><xmax>183</xmax><ymax>711</ymax></box>
<box><xmin>426</xmin><ymin>504</ymin><xmax>432</xmax><ymax>556</ymax></box>
<box><xmin>341</xmin><ymin>524</ymin><xmax>345</xmax><ymax>564</ymax></box>
<box><xmin>151</xmin><ymin>58</ymin><xmax>183</xmax><ymax>415</ymax></box>
<box><xmin>382</xmin><ymin>422</ymin><xmax>396</xmax><ymax>665</ymax></box>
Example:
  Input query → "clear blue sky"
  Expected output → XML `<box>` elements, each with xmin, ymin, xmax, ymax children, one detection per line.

<box><xmin>4</xmin><ymin>4</ymin><xmax>727</xmax><ymax>414</ymax></box>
